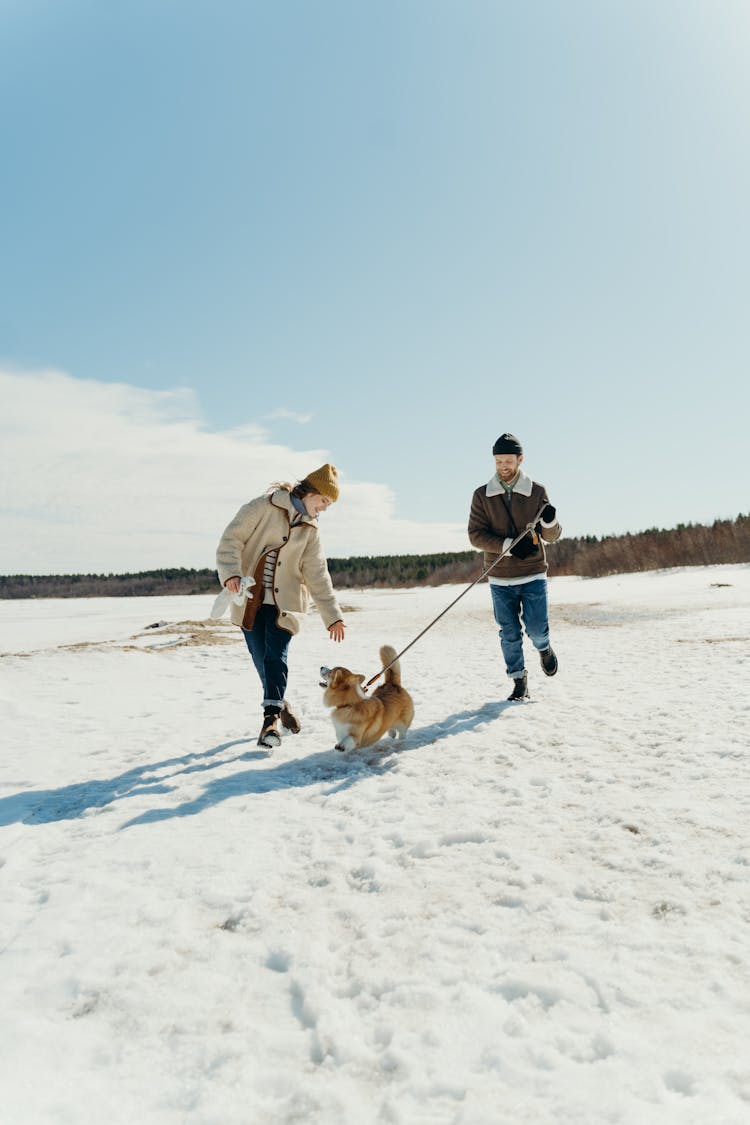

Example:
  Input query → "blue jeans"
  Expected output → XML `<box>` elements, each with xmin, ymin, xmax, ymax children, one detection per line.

<box><xmin>489</xmin><ymin>579</ymin><xmax>550</xmax><ymax>679</ymax></box>
<box><xmin>242</xmin><ymin>606</ymin><xmax>292</xmax><ymax>711</ymax></box>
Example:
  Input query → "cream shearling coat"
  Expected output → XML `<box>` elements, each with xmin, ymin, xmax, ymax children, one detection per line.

<box><xmin>215</xmin><ymin>491</ymin><xmax>343</xmax><ymax>635</ymax></box>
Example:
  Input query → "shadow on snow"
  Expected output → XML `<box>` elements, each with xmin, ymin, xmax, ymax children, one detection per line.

<box><xmin>0</xmin><ymin>702</ymin><xmax>512</xmax><ymax>829</ymax></box>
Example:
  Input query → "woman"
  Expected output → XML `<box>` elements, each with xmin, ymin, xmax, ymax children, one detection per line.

<box><xmin>216</xmin><ymin>463</ymin><xmax>345</xmax><ymax>750</ymax></box>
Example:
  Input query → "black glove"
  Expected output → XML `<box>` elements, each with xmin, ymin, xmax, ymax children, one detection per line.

<box><xmin>509</xmin><ymin>534</ymin><xmax>539</xmax><ymax>560</ymax></box>
<box><xmin>540</xmin><ymin>503</ymin><xmax>556</xmax><ymax>523</ymax></box>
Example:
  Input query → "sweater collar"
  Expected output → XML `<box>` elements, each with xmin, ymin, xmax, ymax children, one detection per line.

<box><xmin>485</xmin><ymin>470</ymin><xmax>533</xmax><ymax>498</ymax></box>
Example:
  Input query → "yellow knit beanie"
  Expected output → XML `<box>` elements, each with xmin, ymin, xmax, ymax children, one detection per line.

<box><xmin>303</xmin><ymin>463</ymin><xmax>340</xmax><ymax>502</ymax></box>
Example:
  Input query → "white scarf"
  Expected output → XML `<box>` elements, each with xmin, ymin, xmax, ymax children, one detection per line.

<box><xmin>210</xmin><ymin>575</ymin><xmax>256</xmax><ymax>619</ymax></box>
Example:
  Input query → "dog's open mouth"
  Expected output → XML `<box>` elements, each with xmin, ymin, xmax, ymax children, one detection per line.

<box><xmin>319</xmin><ymin>665</ymin><xmax>331</xmax><ymax>688</ymax></box>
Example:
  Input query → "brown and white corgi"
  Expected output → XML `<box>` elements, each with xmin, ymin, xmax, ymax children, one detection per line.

<box><xmin>320</xmin><ymin>645</ymin><xmax>414</xmax><ymax>751</ymax></box>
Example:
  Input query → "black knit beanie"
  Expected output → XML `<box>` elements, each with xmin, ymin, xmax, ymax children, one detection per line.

<box><xmin>492</xmin><ymin>433</ymin><xmax>523</xmax><ymax>456</ymax></box>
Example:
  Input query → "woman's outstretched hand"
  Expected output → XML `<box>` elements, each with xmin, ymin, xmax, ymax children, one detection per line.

<box><xmin>328</xmin><ymin>621</ymin><xmax>345</xmax><ymax>643</ymax></box>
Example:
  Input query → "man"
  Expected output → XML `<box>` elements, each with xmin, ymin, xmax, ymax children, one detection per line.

<box><xmin>468</xmin><ymin>433</ymin><xmax>561</xmax><ymax>701</ymax></box>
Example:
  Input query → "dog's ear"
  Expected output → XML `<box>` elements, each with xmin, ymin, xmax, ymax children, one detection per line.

<box><xmin>330</xmin><ymin>668</ymin><xmax>345</xmax><ymax>687</ymax></box>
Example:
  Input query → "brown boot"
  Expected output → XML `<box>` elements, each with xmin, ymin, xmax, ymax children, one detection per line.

<box><xmin>258</xmin><ymin>714</ymin><xmax>281</xmax><ymax>750</ymax></box>
<box><xmin>279</xmin><ymin>702</ymin><xmax>301</xmax><ymax>734</ymax></box>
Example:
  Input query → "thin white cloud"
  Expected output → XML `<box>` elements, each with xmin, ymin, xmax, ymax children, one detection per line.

<box><xmin>0</xmin><ymin>368</ymin><xmax>469</xmax><ymax>574</ymax></box>
<box><xmin>264</xmin><ymin>408</ymin><xmax>313</xmax><ymax>425</ymax></box>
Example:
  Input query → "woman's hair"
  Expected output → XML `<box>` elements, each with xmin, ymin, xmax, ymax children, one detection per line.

<box><xmin>267</xmin><ymin>479</ymin><xmax>316</xmax><ymax>499</ymax></box>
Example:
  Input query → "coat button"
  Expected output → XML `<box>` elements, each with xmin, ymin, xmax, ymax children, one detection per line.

<box><xmin>281</xmin><ymin>611</ymin><xmax>286</xmax><ymax>616</ymax></box>
<box><xmin>283</xmin><ymin>536</ymin><xmax>288</xmax><ymax>542</ymax></box>
<box><xmin>274</xmin><ymin>587</ymin><xmax>279</xmax><ymax>593</ymax></box>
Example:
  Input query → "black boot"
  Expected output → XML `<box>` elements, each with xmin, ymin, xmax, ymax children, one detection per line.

<box><xmin>539</xmin><ymin>646</ymin><xmax>558</xmax><ymax>676</ymax></box>
<box><xmin>507</xmin><ymin>671</ymin><xmax>529</xmax><ymax>701</ymax></box>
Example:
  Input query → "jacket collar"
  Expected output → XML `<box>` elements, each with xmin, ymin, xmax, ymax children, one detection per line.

<box><xmin>270</xmin><ymin>489</ymin><xmax>318</xmax><ymax>527</ymax></box>
<box><xmin>485</xmin><ymin>470</ymin><xmax>533</xmax><ymax>499</ymax></box>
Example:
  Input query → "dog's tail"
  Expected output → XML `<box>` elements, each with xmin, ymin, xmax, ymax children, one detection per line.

<box><xmin>379</xmin><ymin>645</ymin><xmax>401</xmax><ymax>686</ymax></box>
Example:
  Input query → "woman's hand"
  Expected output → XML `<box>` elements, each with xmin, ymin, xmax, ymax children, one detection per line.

<box><xmin>328</xmin><ymin>621</ymin><xmax>345</xmax><ymax>643</ymax></box>
<box><xmin>225</xmin><ymin>576</ymin><xmax>241</xmax><ymax>594</ymax></box>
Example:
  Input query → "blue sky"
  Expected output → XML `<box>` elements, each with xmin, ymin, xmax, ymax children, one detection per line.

<box><xmin>1</xmin><ymin>1</ymin><xmax>749</xmax><ymax>573</ymax></box>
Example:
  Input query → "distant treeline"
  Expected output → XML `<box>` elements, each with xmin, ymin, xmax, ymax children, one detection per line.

<box><xmin>330</xmin><ymin>513</ymin><xmax>750</xmax><ymax>584</ymax></box>
<box><xmin>1</xmin><ymin>515</ymin><xmax>748</xmax><ymax>599</ymax></box>
<box><xmin>0</xmin><ymin>567</ymin><xmax>219</xmax><ymax>600</ymax></box>
<box><xmin>550</xmin><ymin>513</ymin><xmax>750</xmax><ymax>578</ymax></box>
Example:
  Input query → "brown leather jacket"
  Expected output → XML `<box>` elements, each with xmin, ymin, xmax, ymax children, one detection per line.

<box><xmin>468</xmin><ymin>471</ymin><xmax>561</xmax><ymax>580</ymax></box>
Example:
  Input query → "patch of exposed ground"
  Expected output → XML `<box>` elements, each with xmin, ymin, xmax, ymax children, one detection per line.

<box><xmin>1</xmin><ymin>620</ymin><xmax>240</xmax><ymax>659</ymax></box>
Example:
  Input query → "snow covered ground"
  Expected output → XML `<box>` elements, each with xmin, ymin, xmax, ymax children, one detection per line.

<box><xmin>1</xmin><ymin>565</ymin><xmax>749</xmax><ymax>1125</ymax></box>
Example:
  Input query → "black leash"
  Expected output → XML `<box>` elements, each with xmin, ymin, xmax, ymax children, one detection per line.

<box><xmin>364</xmin><ymin>499</ymin><xmax>549</xmax><ymax>689</ymax></box>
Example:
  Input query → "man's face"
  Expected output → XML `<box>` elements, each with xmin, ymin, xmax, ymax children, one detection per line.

<box><xmin>494</xmin><ymin>453</ymin><xmax>523</xmax><ymax>482</ymax></box>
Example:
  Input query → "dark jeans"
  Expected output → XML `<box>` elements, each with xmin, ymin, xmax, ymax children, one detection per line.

<box><xmin>242</xmin><ymin>605</ymin><xmax>292</xmax><ymax>711</ymax></box>
<box><xmin>489</xmin><ymin>578</ymin><xmax>550</xmax><ymax>679</ymax></box>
